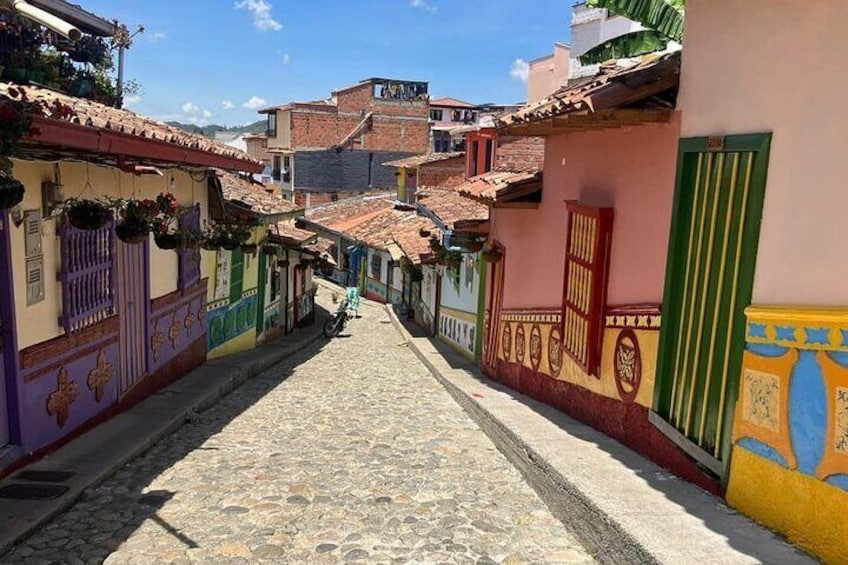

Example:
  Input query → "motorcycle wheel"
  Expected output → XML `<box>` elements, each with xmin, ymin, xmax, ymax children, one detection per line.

<box><xmin>323</xmin><ymin>313</ymin><xmax>345</xmax><ymax>338</ymax></box>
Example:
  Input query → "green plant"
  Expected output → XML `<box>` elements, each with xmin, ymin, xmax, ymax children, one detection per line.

<box><xmin>579</xmin><ymin>0</ymin><xmax>685</xmax><ymax>65</ymax></box>
<box><xmin>202</xmin><ymin>214</ymin><xmax>253</xmax><ymax>250</ymax></box>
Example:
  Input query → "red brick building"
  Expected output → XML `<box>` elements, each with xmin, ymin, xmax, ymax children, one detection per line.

<box><xmin>259</xmin><ymin>78</ymin><xmax>430</xmax><ymax>208</ymax></box>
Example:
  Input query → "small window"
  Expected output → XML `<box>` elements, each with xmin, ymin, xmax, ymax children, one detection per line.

<box><xmin>273</xmin><ymin>156</ymin><xmax>282</xmax><ymax>181</ymax></box>
<box><xmin>367</xmin><ymin>152</ymin><xmax>374</xmax><ymax>187</ymax></box>
<box><xmin>430</xmin><ymin>109</ymin><xmax>443</xmax><ymax>121</ymax></box>
<box><xmin>229</xmin><ymin>248</ymin><xmax>245</xmax><ymax>303</ymax></box>
<box><xmin>469</xmin><ymin>140</ymin><xmax>479</xmax><ymax>176</ymax></box>
<box><xmin>283</xmin><ymin>156</ymin><xmax>291</xmax><ymax>170</ymax></box>
<box><xmin>267</xmin><ymin>112</ymin><xmax>277</xmax><ymax>137</ymax></box>
<box><xmin>370</xmin><ymin>252</ymin><xmax>382</xmax><ymax>279</ymax></box>
<box><xmin>484</xmin><ymin>139</ymin><xmax>494</xmax><ymax>173</ymax></box>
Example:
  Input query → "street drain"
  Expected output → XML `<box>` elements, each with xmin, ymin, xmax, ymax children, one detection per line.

<box><xmin>15</xmin><ymin>470</ymin><xmax>75</xmax><ymax>483</ymax></box>
<box><xmin>0</xmin><ymin>483</ymin><xmax>70</xmax><ymax>500</ymax></box>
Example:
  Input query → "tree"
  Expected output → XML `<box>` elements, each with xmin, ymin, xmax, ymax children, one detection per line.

<box><xmin>579</xmin><ymin>0</ymin><xmax>685</xmax><ymax>65</ymax></box>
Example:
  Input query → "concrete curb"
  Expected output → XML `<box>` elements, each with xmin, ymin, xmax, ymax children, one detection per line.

<box><xmin>0</xmin><ymin>308</ymin><xmax>328</xmax><ymax>556</ymax></box>
<box><xmin>384</xmin><ymin>305</ymin><xmax>654</xmax><ymax>564</ymax></box>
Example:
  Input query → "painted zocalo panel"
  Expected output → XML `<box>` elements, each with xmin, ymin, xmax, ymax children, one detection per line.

<box><xmin>439</xmin><ymin>307</ymin><xmax>476</xmax><ymax>357</ymax></box>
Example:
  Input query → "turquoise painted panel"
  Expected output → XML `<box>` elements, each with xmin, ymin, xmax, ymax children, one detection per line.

<box><xmin>788</xmin><ymin>350</ymin><xmax>827</xmax><ymax>476</ymax></box>
<box><xmin>826</xmin><ymin>474</ymin><xmax>848</xmax><ymax>492</ymax></box>
<box><xmin>748</xmin><ymin>322</ymin><xmax>768</xmax><ymax>339</ymax></box>
<box><xmin>206</xmin><ymin>295</ymin><xmax>258</xmax><ymax>351</ymax></box>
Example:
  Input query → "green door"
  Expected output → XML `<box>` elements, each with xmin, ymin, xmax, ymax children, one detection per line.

<box><xmin>654</xmin><ymin>134</ymin><xmax>771</xmax><ymax>478</ymax></box>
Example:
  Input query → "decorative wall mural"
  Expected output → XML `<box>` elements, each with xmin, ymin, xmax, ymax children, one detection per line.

<box><xmin>168</xmin><ymin>312</ymin><xmax>181</xmax><ymax>348</ymax></box>
<box><xmin>184</xmin><ymin>303</ymin><xmax>196</xmax><ymax>334</ymax></box>
<box><xmin>515</xmin><ymin>324</ymin><xmax>526</xmax><ymax>365</ymax></box>
<box><xmin>529</xmin><ymin>324</ymin><xmax>543</xmax><ymax>372</ymax></box>
<box><xmin>613</xmin><ymin>329</ymin><xmax>642</xmax><ymax>403</ymax></box>
<box><xmin>46</xmin><ymin>367</ymin><xmax>78</xmax><ymax>428</ymax></box>
<box><xmin>87</xmin><ymin>349</ymin><xmax>114</xmax><ymax>402</ymax></box>
<box><xmin>151</xmin><ymin>320</ymin><xmax>165</xmax><ymax>362</ymax></box>
<box><xmin>502</xmin><ymin>322</ymin><xmax>512</xmax><ymax>361</ymax></box>
<box><xmin>836</xmin><ymin>388</ymin><xmax>848</xmax><ymax>455</ymax></box>
<box><xmin>743</xmin><ymin>369</ymin><xmax>780</xmax><ymax>433</ymax></box>
<box><xmin>548</xmin><ymin>327</ymin><xmax>563</xmax><ymax>377</ymax></box>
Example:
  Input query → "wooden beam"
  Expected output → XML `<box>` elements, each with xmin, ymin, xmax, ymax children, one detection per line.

<box><xmin>493</xmin><ymin>201</ymin><xmax>539</xmax><ymax>210</ymax></box>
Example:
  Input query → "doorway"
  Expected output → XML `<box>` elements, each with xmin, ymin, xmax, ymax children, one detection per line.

<box><xmin>654</xmin><ymin>134</ymin><xmax>772</xmax><ymax>477</ymax></box>
<box><xmin>115</xmin><ymin>239</ymin><xmax>150</xmax><ymax>397</ymax></box>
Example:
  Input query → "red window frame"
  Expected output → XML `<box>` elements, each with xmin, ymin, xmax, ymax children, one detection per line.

<box><xmin>561</xmin><ymin>201</ymin><xmax>614</xmax><ymax>377</ymax></box>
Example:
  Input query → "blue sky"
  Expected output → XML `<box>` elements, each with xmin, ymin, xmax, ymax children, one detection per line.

<box><xmin>82</xmin><ymin>1</ymin><xmax>573</xmax><ymax>127</ymax></box>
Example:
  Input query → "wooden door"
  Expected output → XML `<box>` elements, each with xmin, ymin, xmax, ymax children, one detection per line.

<box><xmin>654</xmin><ymin>134</ymin><xmax>771</xmax><ymax>476</ymax></box>
<box><xmin>483</xmin><ymin>246</ymin><xmax>506</xmax><ymax>374</ymax></box>
<box><xmin>115</xmin><ymin>239</ymin><xmax>149</xmax><ymax>397</ymax></box>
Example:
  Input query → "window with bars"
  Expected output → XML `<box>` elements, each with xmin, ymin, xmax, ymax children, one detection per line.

<box><xmin>58</xmin><ymin>219</ymin><xmax>116</xmax><ymax>334</ymax></box>
<box><xmin>370</xmin><ymin>252</ymin><xmax>382</xmax><ymax>280</ymax></box>
<box><xmin>561</xmin><ymin>201</ymin><xmax>614</xmax><ymax>377</ymax></box>
<box><xmin>229</xmin><ymin>248</ymin><xmax>244</xmax><ymax>303</ymax></box>
<box><xmin>178</xmin><ymin>204</ymin><xmax>202</xmax><ymax>291</ymax></box>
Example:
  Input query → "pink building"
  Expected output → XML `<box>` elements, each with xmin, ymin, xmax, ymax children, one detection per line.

<box><xmin>526</xmin><ymin>43</ymin><xmax>570</xmax><ymax>105</ymax></box>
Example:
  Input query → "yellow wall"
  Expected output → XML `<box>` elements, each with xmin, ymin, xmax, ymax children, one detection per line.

<box><xmin>497</xmin><ymin>311</ymin><xmax>661</xmax><ymax>408</ymax></box>
<box><xmin>266</xmin><ymin>109</ymin><xmax>291</xmax><ymax>150</ymax></box>
<box><xmin>9</xmin><ymin>160</ymin><xmax>209</xmax><ymax>349</ymax></box>
<box><xmin>207</xmin><ymin>328</ymin><xmax>257</xmax><ymax>360</ymax></box>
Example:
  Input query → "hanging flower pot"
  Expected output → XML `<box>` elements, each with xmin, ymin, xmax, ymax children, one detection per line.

<box><xmin>116</xmin><ymin>217</ymin><xmax>149</xmax><ymax>244</ymax></box>
<box><xmin>482</xmin><ymin>247</ymin><xmax>503</xmax><ymax>263</ymax></box>
<box><xmin>153</xmin><ymin>232</ymin><xmax>179</xmax><ymax>250</ymax></box>
<box><xmin>63</xmin><ymin>198</ymin><xmax>110</xmax><ymax>230</ymax></box>
<box><xmin>201</xmin><ymin>236</ymin><xmax>222</xmax><ymax>251</ymax></box>
<box><xmin>262</xmin><ymin>244</ymin><xmax>279</xmax><ymax>256</ymax></box>
<box><xmin>0</xmin><ymin>172</ymin><xmax>25</xmax><ymax>209</ymax></box>
<box><xmin>221</xmin><ymin>239</ymin><xmax>241</xmax><ymax>251</ymax></box>
<box><xmin>241</xmin><ymin>243</ymin><xmax>258</xmax><ymax>255</ymax></box>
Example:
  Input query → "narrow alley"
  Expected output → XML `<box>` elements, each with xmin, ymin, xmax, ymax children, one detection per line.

<box><xmin>0</xmin><ymin>297</ymin><xmax>592</xmax><ymax>565</ymax></box>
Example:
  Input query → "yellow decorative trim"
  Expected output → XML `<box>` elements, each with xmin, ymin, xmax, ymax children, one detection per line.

<box><xmin>745</xmin><ymin>305</ymin><xmax>848</xmax><ymax>352</ymax></box>
<box><xmin>501</xmin><ymin>311</ymin><xmax>561</xmax><ymax>324</ymax></box>
<box><xmin>604</xmin><ymin>314</ymin><xmax>661</xmax><ymax>329</ymax></box>
<box><xmin>732</xmin><ymin>348</ymin><xmax>798</xmax><ymax>469</ymax></box>
<box><xmin>815</xmin><ymin>352</ymin><xmax>848</xmax><ymax>480</ymax></box>
<box><xmin>440</xmin><ymin>305</ymin><xmax>478</xmax><ymax>324</ymax></box>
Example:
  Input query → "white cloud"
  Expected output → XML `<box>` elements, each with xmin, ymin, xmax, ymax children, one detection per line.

<box><xmin>510</xmin><ymin>58</ymin><xmax>530</xmax><ymax>83</ymax></box>
<box><xmin>176</xmin><ymin>102</ymin><xmax>214</xmax><ymax>126</ymax></box>
<box><xmin>410</xmin><ymin>0</ymin><xmax>437</xmax><ymax>14</ymax></box>
<box><xmin>235</xmin><ymin>0</ymin><xmax>283</xmax><ymax>31</ymax></box>
<box><xmin>181</xmin><ymin>102</ymin><xmax>201</xmax><ymax>114</ymax></box>
<box><xmin>242</xmin><ymin>96</ymin><xmax>268</xmax><ymax>110</ymax></box>
<box><xmin>123</xmin><ymin>95</ymin><xmax>141</xmax><ymax>107</ymax></box>
<box><xmin>282</xmin><ymin>53</ymin><xmax>290</xmax><ymax>65</ymax></box>
<box><xmin>150</xmin><ymin>31</ymin><xmax>166</xmax><ymax>42</ymax></box>
<box><xmin>222</xmin><ymin>100</ymin><xmax>235</xmax><ymax>110</ymax></box>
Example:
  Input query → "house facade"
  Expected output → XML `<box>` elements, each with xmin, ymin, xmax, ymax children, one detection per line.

<box><xmin>0</xmin><ymin>84</ymin><xmax>260</xmax><ymax>470</ymax></box>
<box><xmin>259</xmin><ymin>78</ymin><xmax>430</xmax><ymax>208</ymax></box>
<box><xmin>667</xmin><ymin>1</ymin><xmax>848</xmax><ymax>560</ymax></box>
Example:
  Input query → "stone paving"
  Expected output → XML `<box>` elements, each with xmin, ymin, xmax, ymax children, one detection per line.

<box><xmin>0</xmin><ymin>299</ymin><xmax>593</xmax><ymax>564</ymax></box>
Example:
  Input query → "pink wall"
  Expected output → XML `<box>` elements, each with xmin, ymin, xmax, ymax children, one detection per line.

<box><xmin>679</xmin><ymin>0</ymin><xmax>848</xmax><ymax>305</ymax></box>
<box><xmin>495</xmin><ymin>114</ymin><xmax>681</xmax><ymax>310</ymax></box>
<box><xmin>527</xmin><ymin>44</ymin><xmax>571</xmax><ymax>105</ymax></box>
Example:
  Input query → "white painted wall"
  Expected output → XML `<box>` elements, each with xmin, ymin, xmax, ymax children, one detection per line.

<box><xmin>679</xmin><ymin>0</ymin><xmax>848</xmax><ymax>305</ymax></box>
<box><xmin>440</xmin><ymin>253</ymin><xmax>481</xmax><ymax>315</ymax></box>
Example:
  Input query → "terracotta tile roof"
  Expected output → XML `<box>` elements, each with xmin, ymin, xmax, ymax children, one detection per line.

<box><xmin>1</xmin><ymin>83</ymin><xmax>261</xmax><ymax>169</ymax></box>
<box><xmin>456</xmin><ymin>168</ymin><xmax>543</xmax><ymax>203</ymax></box>
<box><xmin>392</xmin><ymin>216</ymin><xmax>435</xmax><ymax>265</ymax></box>
<box><xmin>342</xmin><ymin>207</ymin><xmax>434</xmax><ymax>264</ymax></box>
<box><xmin>270</xmin><ymin>220</ymin><xmax>317</xmax><ymax>245</ymax></box>
<box><xmin>218</xmin><ymin>172</ymin><xmax>303</xmax><ymax>216</ymax></box>
<box><xmin>430</xmin><ymin>97</ymin><xmax>476</xmax><ymax>108</ymax></box>
<box><xmin>417</xmin><ymin>187</ymin><xmax>488</xmax><ymax>230</ymax></box>
<box><xmin>499</xmin><ymin>51</ymin><xmax>681</xmax><ymax>128</ymax></box>
<box><xmin>383</xmin><ymin>151</ymin><xmax>465</xmax><ymax>168</ymax></box>
<box><xmin>305</xmin><ymin>192</ymin><xmax>396</xmax><ymax>232</ymax></box>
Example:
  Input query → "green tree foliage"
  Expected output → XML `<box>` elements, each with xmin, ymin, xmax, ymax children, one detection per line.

<box><xmin>579</xmin><ymin>0</ymin><xmax>685</xmax><ymax>65</ymax></box>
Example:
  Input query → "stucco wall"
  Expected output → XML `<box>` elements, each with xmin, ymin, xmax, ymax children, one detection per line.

<box><xmin>10</xmin><ymin>161</ymin><xmax>209</xmax><ymax>349</ymax></box>
<box><xmin>527</xmin><ymin>44</ymin><xmax>571</xmax><ymax>105</ymax></box>
<box><xmin>678</xmin><ymin>0</ymin><xmax>848</xmax><ymax>305</ymax></box>
<box><xmin>496</xmin><ymin>115</ymin><xmax>680</xmax><ymax>310</ymax></box>
<box><xmin>440</xmin><ymin>253</ymin><xmax>481</xmax><ymax>314</ymax></box>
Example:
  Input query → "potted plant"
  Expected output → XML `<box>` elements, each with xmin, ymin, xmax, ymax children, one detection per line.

<box><xmin>0</xmin><ymin>90</ymin><xmax>35</xmax><ymax>209</ymax></box>
<box><xmin>482</xmin><ymin>245</ymin><xmax>503</xmax><ymax>263</ymax></box>
<box><xmin>201</xmin><ymin>214</ymin><xmax>252</xmax><ymax>250</ymax></box>
<box><xmin>116</xmin><ymin>198</ymin><xmax>157</xmax><ymax>244</ymax></box>
<box><xmin>56</xmin><ymin>197</ymin><xmax>112</xmax><ymax>230</ymax></box>
<box><xmin>241</xmin><ymin>243</ymin><xmax>258</xmax><ymax>255</ymax></box>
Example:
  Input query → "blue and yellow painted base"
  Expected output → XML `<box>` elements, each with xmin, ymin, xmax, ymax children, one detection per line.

<box><xmin>728</xmin><ymin>306</ymin><xmax>848</xmax><ymax>563</ymax></box>
<box><xmin>207</xmin><ymin>329</ymin><xmax>257</xmax><ymax>360</ymax></box>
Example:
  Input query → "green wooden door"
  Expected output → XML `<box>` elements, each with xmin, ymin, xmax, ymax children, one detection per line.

<box><xmin>654</xmin><ymin>134</ymin><xmax>772</xmax><ymax>477</ymax></box>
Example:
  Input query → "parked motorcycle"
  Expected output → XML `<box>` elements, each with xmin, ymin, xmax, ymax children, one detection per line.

<box><xmin>323</xmin><ymin>298</ymin><xmax>351</xmax><ymax>338</ymax></box>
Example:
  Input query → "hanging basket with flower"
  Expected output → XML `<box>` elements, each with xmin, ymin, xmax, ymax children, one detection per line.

<box><xmin>201</xmin><ymin>214</ymin><xmax>253</xmax><ymax>250</ymax></box>
<box><xmin>56</xmin><ymin>197</ymin><xmax>112</xmax><ymax>230</ymax></box>
<box><xmin>115</xmin><ymin>198</ymin><xmax>157</xmax><ymax>244</ymax></box>
<box><xmin>149</xmin><ymin>194</ymin><xmax>199</xmax><ymax>251</ymax></box>
<box><xmin>482</xmin><ymin>245</ymin><xmax>503</xmax><ymax>263</ymax></box>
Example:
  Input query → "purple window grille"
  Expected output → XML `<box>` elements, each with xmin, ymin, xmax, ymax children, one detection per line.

<box><xmin>178</xmin><ymin>204</ymin><xmax>202</xmax><ymax>291</ymax></box>
<box><xmin>58</xmin><ymin>219</ymin><xmax>116</xmax><ymax>334</ymax></box>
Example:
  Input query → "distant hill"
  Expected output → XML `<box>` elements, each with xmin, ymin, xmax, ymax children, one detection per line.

<box><xmin>166</xmin><ymin>119</ymin><xmax>266</xmax><ymax>138</ymax></box>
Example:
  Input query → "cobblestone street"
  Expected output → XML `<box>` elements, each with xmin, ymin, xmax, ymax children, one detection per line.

<box><xmin>0</xmin><ymin>300</ymin><xmax>592</xmax><ymax>565</ymax></box>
